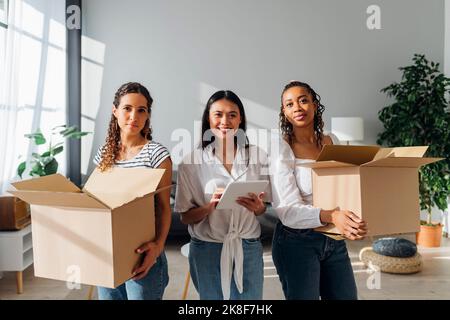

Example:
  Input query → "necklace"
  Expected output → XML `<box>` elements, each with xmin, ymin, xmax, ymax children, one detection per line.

<box><xmin>118</xmin><ymin>140</ymin><xmax>147</xmax><ymax>161</ymax></box>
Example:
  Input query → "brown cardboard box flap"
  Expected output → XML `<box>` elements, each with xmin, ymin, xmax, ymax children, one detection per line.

<box><xmin>316</xmin><ymin>145</ymin><xmax>380</xmax><ymax>165</ymax></box>
<box><xmin>371</xmin><ymin>146</ymin><xmax>429</xmax><ymax>162</ymax></box>
<box><xmin>296</xmin><ymin>160</ymin><xmax>357</xmax><ymax>169</ymax></box>
<box><xmin>362</xmin><ymin>157</ymin><xmax>443</xmax><ymax>168</ymax></box>
<box><xmin>385</xmin><ymin>146</ymin><xmax>428</xmax><ymax>158</ymax></box>
<box><xmin>315</xmin><ymin>145</ymin><xmax>435</xmax><ymax>168</ymax></box>
<box><xmin>83</xmin><ymin>167</ymin><xmax>165</xmax><ymax>209</ymax></box>
<box><xmin>8</xmin><ymin>190</ymin><xmax>108</xmax><ymax>209</ymax></box>
<box><xmin>11</xmin><ymin>174</ymin><xmax>81</xmax><ymax>193</ymax></box>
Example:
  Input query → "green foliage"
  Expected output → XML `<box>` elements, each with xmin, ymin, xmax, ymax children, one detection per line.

<box><xmin>377</xmin><ymin>54</ymin><xmax>450</xmax><ymax>225</ymax></box>
<box><xmin>18</xmin><ymin>125</ymin><xmax>91</xmax><ymax>178</ymax></box>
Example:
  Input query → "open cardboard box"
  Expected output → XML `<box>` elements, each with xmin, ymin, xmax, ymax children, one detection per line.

<box><xmin>8</xmin><ymin>167</ymin><xmax>167</xmax><ymax>288</ymax></box>
<box><xmin>297</xmin><ymin>145</ymin><xmax>442</xmax><ymax>237</ymax></box>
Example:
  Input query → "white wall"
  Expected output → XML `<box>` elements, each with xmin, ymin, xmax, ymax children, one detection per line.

<box><xmin>446</xmin><ymin>0</ymin><xmax>450</xmax><ymax>77</ymax></box>
<box><xmin>81</xmin><ymin>0</ymin><xmax>445</xmax><ymax>178</ymax></box>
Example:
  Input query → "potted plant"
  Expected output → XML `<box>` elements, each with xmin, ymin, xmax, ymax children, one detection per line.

<box><xmin>377</xmin><ymin>54</ymin><xmax>450</xmax><ymax>247</ymax></box>
<box><xmin>17</xmin><ymin>125</ymin><xmax>90</xmax><ymax>178</ymax></box>
<box><xmin>0</xmin><ymin>125</ymin><xmax>90</xmax><ymax>230</ymax></box>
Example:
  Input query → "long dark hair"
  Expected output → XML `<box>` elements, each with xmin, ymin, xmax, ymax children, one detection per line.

<box><xmin>279</xmin><ymin>81</ymin><xmax>325</xmax><ymax>148</ymax></box>
<box><xmin>98</xmin><ymin>82</ymin><xmax>153</xmax><ymax>171</ymax></box>
<box><xmin>200</xmin><ymin>90</ymin><xmax>248</xmax><ymax>150</ymax></box>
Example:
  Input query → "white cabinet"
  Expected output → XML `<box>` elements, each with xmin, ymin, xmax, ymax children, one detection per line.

<box><xmin>0</xmin><ymin>225</ymin><xmax>33</xmax><ymax>293</ymax></box>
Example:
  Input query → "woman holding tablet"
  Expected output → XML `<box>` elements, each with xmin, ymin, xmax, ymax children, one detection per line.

<box><xmin>175</xmin><ymin>90</ymin><xmax>270</xmax><ymax>300</ymax></box>
<box><xmin>271</xmin><ymin>81</ymin><xmax>367</xmax><ymax>300</ymax></box>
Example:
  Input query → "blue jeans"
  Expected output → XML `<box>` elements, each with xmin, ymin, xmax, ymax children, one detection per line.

<box><xmin>272</xmin><ymin>222</ymin><xmax>357</xmax><ymax>300</ymax></box>
<box><xmin>189</xmin><ymin>237</ymin><xmax>263</xmax><ymax>300</ymax></box>
<box><xmin>97</xmin><ymin>252</ymin><xmax>169</xmax><ymax>300</ymax></box>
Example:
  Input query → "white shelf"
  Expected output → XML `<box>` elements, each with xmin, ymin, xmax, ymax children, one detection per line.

<box><xmin>0</xmin><ymin>225</ymin><xmax>33</xmax><ymax>271</ymax></box>
<box><xmin>23</xmin><ymin>249</ymin><xmax>33</xmax><ymax>269</ymax></box>
<box><xmin>23</xmin><ymin>232</ymin><xmax>32</xmax><ymax>252</ymax></box>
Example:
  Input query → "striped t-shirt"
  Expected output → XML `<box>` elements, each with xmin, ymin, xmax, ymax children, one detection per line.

<box><xmin>93</xmin><ymin>140</ymin><xmax>171</xmax><ymax>169</ymax></box>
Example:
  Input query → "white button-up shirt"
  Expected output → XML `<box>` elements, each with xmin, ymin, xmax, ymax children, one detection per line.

<box><xmin>270</xmin><ymin>133</ymin><xmax>340</xmax><ymax>229</ymax></box>
<box><xmin>174</xmin><ymin>143</ymin><xmax>270</xmax><ymax>300</ymax></box>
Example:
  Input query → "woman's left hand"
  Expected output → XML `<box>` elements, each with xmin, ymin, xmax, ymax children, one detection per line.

<box><xmin>132</xmin><ymin>241</ymin><xmax>162</xmax><ymax>280</ymax></box>
<box><xmin>236</xmin><ymin>192</ymin><xmax>266</xmax><ymax>216</ymax></box>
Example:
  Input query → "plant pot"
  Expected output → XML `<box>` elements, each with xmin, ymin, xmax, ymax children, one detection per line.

<box><xmin>416</xmin><ymin>223</ymin><xmax>443</xmax><ymax>247</ymax></box>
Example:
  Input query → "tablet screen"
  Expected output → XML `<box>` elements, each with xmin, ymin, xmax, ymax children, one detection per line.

<box><xmin>216</xmin><ymin>180</ymin><xmax>269</xmax><ymax>210</ymax></box>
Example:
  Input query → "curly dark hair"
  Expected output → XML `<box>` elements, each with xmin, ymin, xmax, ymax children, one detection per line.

<box><xmin>279</xmin><ymin>81</ymin><xmax>325</xmax><ymax>148</ymax></box>
<box><xmin>98</xmin><ymin>82</ymin><xmax>153</xmax><ymax>172</ymax></box>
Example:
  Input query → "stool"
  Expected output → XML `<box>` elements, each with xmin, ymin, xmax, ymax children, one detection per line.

<box><xmin>87</xmin><ymin>285</ymin><xmax>95</xmax><ymax>300</ymax></box>
<box><xmin>181</xmin><ymin>243</ymin><xmax>190</xmax><ymax>300</ymax></box>
<box><xmin>359</xmin><ymin>247</ymin><xmax>422</xmax><ymax>274</ymax></box>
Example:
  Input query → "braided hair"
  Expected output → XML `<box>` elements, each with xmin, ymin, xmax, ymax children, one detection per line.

<box><xmin>98</xmin><ymin>82</ymin><xmax>153</xmax><ymax>172</ymax></box>
<box><xmin>279</xmin><ymin>81</ymin><xmax>325</xmax><ymax>148</ymax></box>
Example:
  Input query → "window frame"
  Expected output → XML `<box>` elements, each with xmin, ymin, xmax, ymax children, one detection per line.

<box><xmin>0</xmin><ymin>0</ymin><xmax>8</xmax><ymax>28</ymax></box>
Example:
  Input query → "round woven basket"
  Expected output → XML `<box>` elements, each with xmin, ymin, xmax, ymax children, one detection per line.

<box><xmin>359</xmin><ymin>247</ymin><xmax>422</xmax><ymax>274</ymax></box>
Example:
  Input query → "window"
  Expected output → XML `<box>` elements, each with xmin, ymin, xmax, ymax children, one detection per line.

<box><xmin>0</xmin><ymin>0</ymin><xmax>7</xmax><ymax>27</ymax></box>
<box><xmin>0</xmin><ymin>0</ymin><xmax>68</xmax><ymax>181</ymax></box>
<box><xmin>0</xmin><ymin>0</ymin><xmax>6</xmax><ymax>75</ymax></box>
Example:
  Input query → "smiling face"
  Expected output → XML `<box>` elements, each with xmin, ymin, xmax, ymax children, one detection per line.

<box><xmin>208</xmin><ymin>98</ymin><xmax>242</xmax><ymax>140</ymax></box>
<box><xmin>282</xmin><ymin>86</ymin><xmax>317</xmax><ymax>129</ymax></box>
<box><xmin>112</xmin><ymin>93</ymin><xmax>149</xmax><ymax>137</ymax></box>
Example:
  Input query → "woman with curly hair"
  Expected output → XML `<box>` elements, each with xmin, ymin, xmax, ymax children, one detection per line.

<box><xmin>270</xmin><ymin>81</ymin><xmax>367</xmax><ymax>300</ymax></box>
<box><xmin>93</xmin><ymin>82</ymin><xmax>172</xmax><ymax>300</ymax></box>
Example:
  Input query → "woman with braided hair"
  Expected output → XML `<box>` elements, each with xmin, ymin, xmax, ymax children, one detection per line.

<box><xmin>270</xmin><ymin>81</ymin><xmax>367</xmax><ymax>300</ymax></box>
<box><xmin>93</xmin><ymin>82</ymin><xmax>172</xmax><ymax>300</ymax></box>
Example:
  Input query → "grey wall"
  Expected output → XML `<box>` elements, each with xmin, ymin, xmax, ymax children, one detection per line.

<box><xmin>446</xmin><ymin>0</ymin><xmax>450</xmax><ymax>77</ymax></box>
<box><xmin>81</xmin><ymin>0</ymin><xmax>445</xmax><ymax>177</ymax></box>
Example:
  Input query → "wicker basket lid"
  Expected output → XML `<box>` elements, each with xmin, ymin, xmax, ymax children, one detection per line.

<box><xmin>359</xmin><ymin>247</ymin><xmax>422</xmax><ymax>274</ymax></box>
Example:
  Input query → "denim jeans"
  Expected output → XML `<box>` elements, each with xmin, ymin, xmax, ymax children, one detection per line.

<box><xmin>189</xmin><ymin>237</ymin><xmax>263</xmax><ymax>300</ymax></box>
<box><xmin>272</xmin><ymin>222</ymin><xmax>357</xmax><ymax>300</ymax></box>
<box><xmin>97</xmin><ymin>252</ymin><xmax>169</xmax><ymax>300</ymax></box>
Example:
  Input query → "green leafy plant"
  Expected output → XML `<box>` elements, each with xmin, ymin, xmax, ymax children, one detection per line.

<box><xmin>377</xmin><ymin>54</ymin><xmax>450</xmax><ymax>226</ymax></box>
<box><xmin>17</xmin><ymin>125</ymin><xmax>90</xmax><ymax>178</ymax></box>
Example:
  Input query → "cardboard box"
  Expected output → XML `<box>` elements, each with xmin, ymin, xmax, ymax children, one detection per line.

<box><xmin>8</xmin><ymin>167</ymin><xmax>166</xmax><ymax>288</ymax></box>
<box><xmin>0</xmin><ymin>195</ymin><xmax>31</xmax><ymax>230</ymax></box>
<box><xmin>297</xmin><ymin>145</ymin><xmax>442</xmax><ymax>237</ymax></box>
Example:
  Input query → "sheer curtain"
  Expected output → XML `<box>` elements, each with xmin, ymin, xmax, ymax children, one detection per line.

<box><xmin>0</xmin><ymin>0</ymin><xmax>67</xmax><ymax>194</ymax></box>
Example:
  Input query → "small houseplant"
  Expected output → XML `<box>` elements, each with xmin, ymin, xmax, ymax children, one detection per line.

<box><xmin>17</xmin><ymin>125</ymin><xmax>90</xmax><ymax>178</ymax></box>
<box><xmin>377</xmin><ymin>54</ymin><xmax>450</xmax><ymax>247</ymax></box>
<box><xmin>2</xmin><ymin>125</ymin><xmax>90</xmax><ymax>231</ymax></box>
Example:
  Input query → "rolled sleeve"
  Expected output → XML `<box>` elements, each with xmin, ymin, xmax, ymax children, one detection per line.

<box><xmin>174</xmin><ymin>162</ymin><xmax>198</xmax><ymax>213</ymax></box>
<box><xmin>269</xmin><ymin>137</ymin><xmax>326</xmax><ymax>229</ymax></box>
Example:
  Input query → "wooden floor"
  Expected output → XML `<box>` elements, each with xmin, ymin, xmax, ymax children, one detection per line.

<box><xmin>1</xmin><ymin>237</ymin><xmax>449</xmax><ymax>300</ymax></box>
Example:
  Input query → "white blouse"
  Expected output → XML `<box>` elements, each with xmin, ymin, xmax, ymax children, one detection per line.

<box><xmin>174</xmin><ymin>143</ymin><xmax>270</xmax><ymax>300</ymax></box>
<box><xmin>270</xmin><ymin>132</ymin><xmax>340</xmax><ymax>229</ymax></box>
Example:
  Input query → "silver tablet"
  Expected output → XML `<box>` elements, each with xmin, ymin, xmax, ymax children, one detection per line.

<box><xmin>216</xmin><ymin>180</ymin><xmax>269</xmax><ymax>210</ymax></box>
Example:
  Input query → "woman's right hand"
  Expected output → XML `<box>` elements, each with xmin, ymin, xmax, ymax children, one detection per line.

<box><xmin>330</xmin><ymin>209</ymin><xmax>368</xmax><ymax>240</ymax></box>
<box><xmin>181</xmin><ymin>188</ymin><xmax>225</xmax><ymax>225</ymax></box>
<box><xmin>205</xmin><ymin>188</ymin><xmax>224</xmax><ymax>214</ymax></box>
